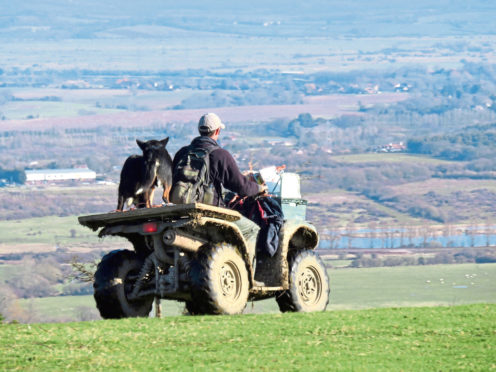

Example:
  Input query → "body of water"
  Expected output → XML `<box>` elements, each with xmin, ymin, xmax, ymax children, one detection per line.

<box><xmin>319</xmin><ymin>226</ymin><xmax>496</xmax><ymax>249</ymax></box>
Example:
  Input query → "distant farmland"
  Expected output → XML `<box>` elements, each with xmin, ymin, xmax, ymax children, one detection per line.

<box><xmin>9</xmin><ymin>263</ymin><xmax>496</xmax><ymax>322</ymax></box>
<box><xmin>0</xmin><ymin>92</ymin><xmax>407</xmax><ymax>131</ymax></box>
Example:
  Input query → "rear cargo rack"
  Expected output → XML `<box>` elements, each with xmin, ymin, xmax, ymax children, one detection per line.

<box><xmin>78</xmin><ymin>203</ymin><xmax>241</xmax><ymax>231</ymax></box>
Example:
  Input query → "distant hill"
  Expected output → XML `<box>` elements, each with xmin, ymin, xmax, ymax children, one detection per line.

<box><xmin>1</xmin><ymin>0</ymin><xmax>495</xmax><ymax>40</ymax></box>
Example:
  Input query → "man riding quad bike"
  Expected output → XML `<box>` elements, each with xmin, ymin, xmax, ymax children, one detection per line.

<box><xmin>78</xmin><ymin>113</ymin><xmax>329</xmax><ymax>317</ymax></box>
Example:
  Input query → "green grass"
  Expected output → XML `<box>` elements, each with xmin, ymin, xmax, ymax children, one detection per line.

<box><xmin>328</xmin><ymin>263</ymin><xmax>496</xmax><ymax>310</ymax></box>
<box><xmin>0</xmin><ymin>215</ymin><xmax>117</xmax><ymax>245</ymax></box>
<box><xmin>326</xmin><ymin>259</ymin><xmax>352</xmax><ymax>267</ymax></box>
<box><xmin>17</xmin><ymin>295</ymin><xmax>187</xmax><ymax>322</ymax></box>
<box><xmin>0</xmin><ymin>264</ymin><xmax>19</xmax><ymax>282</ymax></box>
<box><xmin>1</xmin><ymin>304</ymin><xmax>494</xmax><ymax>371</ymax></box>
<box><xmin>25</xmin><ymin>296</ymin><xmax>96</xmax><ymax>317</ymax></box>
<box><xmin>0</xmin><ymin>101</ymin><xmax>123</xmax><ymax>120</ymax></box>
<box><xmin>14</xmin><ymin>263</ymin><xmax>496</xmax><ymax>321</ymax></box>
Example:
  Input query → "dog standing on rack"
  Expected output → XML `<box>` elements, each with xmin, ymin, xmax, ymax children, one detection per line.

<box><xmin>117</xmin><ymin>137</ymin><xmax>173</xmax><ymax>211</ymax></box>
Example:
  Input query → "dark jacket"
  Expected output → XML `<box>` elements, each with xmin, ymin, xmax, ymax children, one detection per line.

<box><xmin>230</xmin><ymin>196</ymin><xmax>284</xmax><ymax>257</ymax></box>
<box><xmin>172</xmin><ymin>136</ymin><xmax>260</xmax><ymax>206</ymax></box>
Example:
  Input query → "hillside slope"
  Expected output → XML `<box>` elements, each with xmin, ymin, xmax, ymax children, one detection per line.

<box><xmin>1</xmin><ymin>304</ymin><xmax>494</xmax><ymax>371</ymax></box>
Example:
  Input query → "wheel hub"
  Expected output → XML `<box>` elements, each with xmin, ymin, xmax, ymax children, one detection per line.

<box><xmin>298</xmin><ymin>267</ymin><xmax>321</xmax><ymax>304</ymax></box>
<box><xmin>219</xmin><ymin>261</ymin><xmax>241</xmax><ymax>299</ymax></box>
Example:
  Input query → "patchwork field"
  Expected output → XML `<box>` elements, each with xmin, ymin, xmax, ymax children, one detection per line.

<box><xmin>0</xmin><ymin>92</ymin><xmax>407</xmax><ymax>131</ymax></box>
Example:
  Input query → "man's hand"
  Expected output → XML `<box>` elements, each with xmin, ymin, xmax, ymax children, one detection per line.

<box><xmin>244</xmin><ymin>172</ymin><xmax>256</xmax><ymax>183</ymax></box>
<box><xmin>228</xmin><ymin>194</ymin><xmax>240</xmax><ymax>204</ymax></box>
<box><xmin>258</xmin><ymin>183</ymin><xmax>268</xmax><ymax>195</ymax></box>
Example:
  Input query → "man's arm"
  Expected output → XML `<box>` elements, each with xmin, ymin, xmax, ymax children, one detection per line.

<box><xmin>212</xmin><ymin>149</ymin><xmax>262</xmax><ymax>197</ymax></box>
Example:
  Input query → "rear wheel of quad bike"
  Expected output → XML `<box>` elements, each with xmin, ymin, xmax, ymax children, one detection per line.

<box><xmin>189</xmin><ymin>243</ymin><xmax>249</xmax><ymax>315</ymax></box>
<box><xmin>93</xmin><ymin>250</ymin><xmax>153</xmax><ymax>319</ymax></box>
<box><xmin>184</xmin><ymin>300</ymin><xmax>203</xmax><ymax>315</ymax></box>
<box><xmin>276</xmin><ymin>250</ymin><xmax>329</xmax><ymax>313</ymax></box>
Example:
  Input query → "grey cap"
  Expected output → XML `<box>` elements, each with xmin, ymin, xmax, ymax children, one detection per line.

<box><xmin>198</xmin><ymin>113</ymin><xmax>226</xmax><ymax>133</ymax></box>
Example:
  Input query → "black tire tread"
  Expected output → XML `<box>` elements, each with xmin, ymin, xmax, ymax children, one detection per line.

<box><xmin>276</xmin><ymin>250</ymin><xmax>330</xmax><ymax>313</ymax></box>
<box><xmin>93</xmin><ymin>249</ymin><xmax>153</xmax><ymax>319</ymax></box>
<box><xmin>189</xmin><ymin>243</ymin><xmax>249</xmax><ymax>315</ymax></box>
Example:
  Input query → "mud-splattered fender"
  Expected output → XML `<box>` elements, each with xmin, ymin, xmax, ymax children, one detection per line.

<box><xmin>191</xmin><ymin>217</ymin><xmax>255</xmax><ymax>281</ymax></box>
<box><xmin>278</xmin><ymin>220</ymin><xmax>319</xmax><ymax>286</ymax></box>
<box><xmin>280</xmin><ymin>220</ymin><xmax>319</xmax><ymax>253</ymax></box>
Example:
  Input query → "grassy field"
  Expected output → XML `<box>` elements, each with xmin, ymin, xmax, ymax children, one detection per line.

<box><xmin>0</xmin><ymin>215</ymin><xmax>115</xmax><ymax>246</ymax></box>
<box><xmin>307</xmin><ymin>188</ymin><xmax>425</xmax><ymax>227</ymax></box>
<box><xmin>1</xmin><ymin>304</ymin><xmax>494</xmax><ymax>371</ymax></box>
<box><xmin>0</xmin><ymin>264</ymin><xmax>19</xmax><ymax>281</ymax></box>
<box><xmin>0</xmin><ymin>92</ymin><xmax>406</xmax><ymax>131</ymax></box>
<box><xmin>328</xmin><ymin>263</ymin><xmax>496</xmax><ymax>309</ymax></box>
<box><xmin>329</xmin><ymin>153</ymin><xmax>462</xmax><ymax>165</ymax></box>
<box><xmin>389</xmin><ymin>178</ymin><xmax>496</xmax><ymax>196</ymax></box>
<box><xmin>0</xmin><ymin>88</ymin><xmax>204</xmax><ymax>120</ymax></box>
<box><xmin>12</xmin><ymin>263</ymin><xmax>496</xmax><ymax>322</ymax></box>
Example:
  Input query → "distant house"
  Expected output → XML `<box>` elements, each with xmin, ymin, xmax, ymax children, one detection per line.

<box><xmin>61</xmin><ymin>80</ymin><xmax>90</xmax><ymax>89</ymax></box>
<box><xmin>25</xmin><ymin>168</ymin><xmax>97</xmax><ymax>185</ymax></box>
<box><xmin>364</xmin><ymin>84</ymin><xmax>380</xmax><ymax>94</ymax></box>
<box><xmin>376</xmin><ymin>142</ymin><xmax>406</xmax><ymax>153</ymax></box>
<box><xmin>394</xmin><ymin>83</ymin><xmax>410</xmax><ymax>92</ymax></box>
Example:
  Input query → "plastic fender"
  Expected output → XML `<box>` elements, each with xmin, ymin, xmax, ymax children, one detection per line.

<box><xmin>194</xmin><ymin>217</ymin><xmax>254</xmax><ymax>280</ymax></box>
<box><xmin>279</xmin><ymin>220</ymin><xmax>319</xmax><ymax>254</ymax></box>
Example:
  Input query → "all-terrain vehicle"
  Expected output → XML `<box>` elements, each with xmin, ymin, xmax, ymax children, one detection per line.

<box><xmin>78</xmin><ymin>171</ymin><xmax>329</xmax><ymax>318</ymax></box>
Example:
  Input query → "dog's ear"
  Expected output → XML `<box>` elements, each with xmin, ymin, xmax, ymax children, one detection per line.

<box><xmin>136</xmin><ymin>139</ymin><xmax>146</xmax><ymax>151</ymax></box>
<box><xmin>160</xmin><ymin>137</ymin><xmax>169</xmax><ymax>147</ymax></box>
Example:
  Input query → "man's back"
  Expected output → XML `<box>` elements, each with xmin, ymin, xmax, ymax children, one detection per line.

<box><xmin>172</xmin><ymin>136</ymin><xmax>259</xmax><ymax>206</ymax></box>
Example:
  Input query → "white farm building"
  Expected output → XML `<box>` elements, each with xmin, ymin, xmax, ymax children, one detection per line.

<box><xmin>25</xmin><ymin>168</ymin><xmax>97</xmax><ymax>185</ymax></box>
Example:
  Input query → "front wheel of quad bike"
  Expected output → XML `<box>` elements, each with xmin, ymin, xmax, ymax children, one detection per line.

<box><xmin>93</xmin><ymin>250</ymin><xmax>153</xmax><ymax>319</ymax></box>
<box><xmin>276</xmin><ymin>250</ymin><xmax>329</xmax><ymax>313</ymax></box>
<box><xmin>189</xmin><ymin>243</ymin><xmax>249</xmax><ymax>315</ymax></box>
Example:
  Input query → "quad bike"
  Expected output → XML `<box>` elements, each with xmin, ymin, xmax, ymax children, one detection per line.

<box><xmin>78</xmin><ymin>172</ymin><xmax>329</xmax><ymax>318</ymax></box>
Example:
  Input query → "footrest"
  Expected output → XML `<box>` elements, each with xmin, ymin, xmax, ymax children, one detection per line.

<box><xmin>250</xmin><ymin>286</ymin><xmax>284</xmax><ymax>292</ymax></box>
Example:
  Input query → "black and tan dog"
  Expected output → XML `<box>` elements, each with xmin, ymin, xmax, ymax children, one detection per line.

<box><xmin>117</xmin><ymin>138</ymin><xmax>173</xmax><ymax>211</ymax></box>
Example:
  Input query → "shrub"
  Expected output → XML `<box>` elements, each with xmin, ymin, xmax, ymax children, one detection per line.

<box><xmin>351</xmin><ymin>257</ymin><xmax>383</xmax><ymax>268</ymax></box>
<box><xmin>383</xmin><ymin>256</ymin><xmax>416</xmax><ymax>267</ymax></box>
<box><xmin>428</xmin><ymin>252</ymin><xmax>455</xmax><ymax>265</ymax></box>
<box><xmin>475</xmin><ymin>255</ymin><xmax>496</xmax><ymax>263</ymax></box>
<box><xmin>407</xmin><ymin>204</ymin><xmax>447</xmax><ymax>223</ymax></box>
<box><xmin>62</xmin><ymin>282</ymin><xmax>93</xmax><ymax>296</ymax></box>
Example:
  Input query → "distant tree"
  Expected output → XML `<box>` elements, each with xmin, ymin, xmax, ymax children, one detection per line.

<box><xmin>0</xmin><ymin>286</ymin><xmax>16</xmax><ymax>322</ymax></box>
<box><xmin>332</xmin><ymin>115</ymin><xmax>364</xmax><ymax>129</ymax></box>
<box><xmin>0</xmin><ymin>168</ymin><xmax>26</xmax><ymax>184</ymax></box>
<box><xmin>47</xmin><ymin>161</ymin><xmax>58</xmax><ymax>169</ymax></box>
